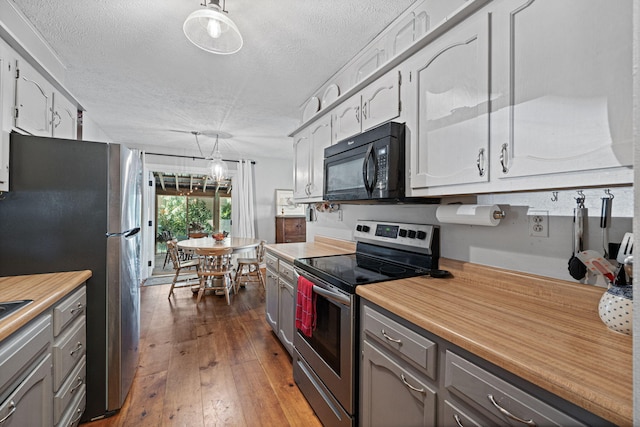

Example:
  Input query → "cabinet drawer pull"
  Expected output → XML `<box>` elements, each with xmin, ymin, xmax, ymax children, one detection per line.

<box><xmin>70</xmin><ymin>303</ymin><xmax>84</xmax><ymax>315</ymax></box>
<box><xmin>70</xmin><ymin>342</ymin><xmax>83</xmax><ymax>356</ymax></box>
<box><xmin>488</xmin><ymin>394</ymin><xmax>536</xmax><ymax>426</ymax></box>
<box><xmin>381</xmin><ymin>329</ymin><xmax>402</xmax><ymax>343</ymax></box>
<box><xmin>400</xmin><ymin>374</ymin><xmax>424</xmax><ymax>394</ymax></box>
<box><xmin>453</xmin><ymin>414</ymin><xmax>465</xmax><ymax>427</ymax></box>
<box><xmin>499</xmin><ymin>143</ymin><xmax>509</xmax><ymax>173</ymax></box>
<box><xmin>476</xmin><ymin>148</ymin><xmax>486</xmax><ymax>176</ymax></box>
<box><xmin>0</xmin><ymin>401</ymin><xmax>16</xmax><ymax>424</ymax></box>
<box><xmin>70</xmin><ymin>376</ymin><xmax>84</xmax><ymax>394</ymax></box>
<box><xmin>69</xmin><ymin>407</ymin><xmax>83</xmax><ymax>426</ymax></box>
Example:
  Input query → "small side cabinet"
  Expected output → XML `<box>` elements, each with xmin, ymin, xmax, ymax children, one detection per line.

<box><xmin>275</xmin><ymin>216</ymin><xmax>306</xmax><ymax>243</ymax></box>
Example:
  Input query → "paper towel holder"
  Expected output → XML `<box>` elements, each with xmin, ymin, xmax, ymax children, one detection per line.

<box><xmin>436</xmin><ymin>204</ymin><xmax>506</xmax><ymax>226</ymax></box>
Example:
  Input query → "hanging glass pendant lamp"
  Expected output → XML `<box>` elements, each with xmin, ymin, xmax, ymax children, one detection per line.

<box><xmin>209</xmin><ymin>135</ymin><xmax>229</xmax><ymax>182</ymax></box>
<box><xmin>183</xmin><ymin>0</ymin><xmax>243</xmax><ymax>55</ymax></box>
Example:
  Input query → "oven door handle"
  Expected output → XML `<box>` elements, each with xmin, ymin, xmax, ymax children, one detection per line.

<box><xmin>311</xmin><ymin>284</ymin><xmax>351</xmax><ymax>306</ymax></box>
<box><xmin>294</xmin><ymin>268</ymin><xmax>351</xmax><ymax>306</ymax></box>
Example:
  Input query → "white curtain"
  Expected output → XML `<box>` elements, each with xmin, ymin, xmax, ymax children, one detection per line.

<box><xmin>231</xmin><ymin>160</ymin><xmax>256</xmax><ymax>238</ymax></box>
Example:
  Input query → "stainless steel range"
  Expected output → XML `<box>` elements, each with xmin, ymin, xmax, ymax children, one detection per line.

<box><xmin>293</xmin><ymin>220</ymin><xmax>446</xmax><ymax>427</ymax></box>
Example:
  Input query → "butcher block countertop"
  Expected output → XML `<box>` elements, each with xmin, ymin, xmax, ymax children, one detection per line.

<box><xmin>357</xmin><ymin>258</ymin><xmax>632</xmax><ymax>426</ymax></box>
<box><xmin>0</xmin><ymin>270</ymin><xmax>92</xmax><ymax>342</ymax></box>
<box><xmin>266</xmin><ymin>235</ymin><xmax>356</xmax><ymax>263</ymax></box>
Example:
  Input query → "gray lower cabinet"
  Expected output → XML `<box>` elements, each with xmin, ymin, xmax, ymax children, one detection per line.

<box><xmin>265</xmin><ymin>250</ymin><xmax>295</xmax><ymax>356</ymax></box>
<box><xmin>0</xmin><ymin>283</ymin><xmax>86</xmax><ymax>427</ymax></box>
<box><xmin>360</xmin><ymin>300</ymin><xmax>615</xmax><ymax>427</ymax></box>
<box><xmin>361</xmin><ymin>340</ymin><xmax>436</xmax><ymax>426</ymax></box>
<box><xmin>0</xmin><ymin>315</ymin><xmax>53</xmax><ymax>427</ymax></box>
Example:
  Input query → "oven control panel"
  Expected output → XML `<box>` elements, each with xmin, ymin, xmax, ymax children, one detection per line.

<box><xmin>353</xmin><ymin>220</ymin><xmax>438</xmax><ymax>254</ymax></box>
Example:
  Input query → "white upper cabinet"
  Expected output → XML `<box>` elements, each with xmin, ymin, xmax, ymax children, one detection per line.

<box><xmin>408</xmin><ymin>13</ymin><xmax>490</xmax><ymax>191</ymax></box>
<box><xmin>0</xmin><ymin>57</ymin><xmax>7</xmax><ymax>192</ymax></box>
<box><xmin>15</xmin><ymin>60</ymin><xmax>77</xmax><ymax>140</ymax></box>
<box><xmin>332</xmin><ymin>69</ymin><xmax>402</xmax><ymax>143</ymax></box>
<box><xmin>14</xmin><ymin>59</ymin><xmax>53</xmax><ymax>137</ymax></box>
<box><xmin>293</xmin><ymin>115</ymin><xmax>332</xmax><ymax>202</ymax></box>
<box><xmin>52</xmin><ymin>93</ymin><xmax>77</xmax><ymax>139</ymax></box>
<box><xmin>491</xmin><ymin>0</ymin><xmax>633</xmax><ymax>180</ymax></box>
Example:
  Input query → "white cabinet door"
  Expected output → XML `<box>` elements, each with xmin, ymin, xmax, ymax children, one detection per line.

<box><xmin>333</xmin><ymin>69</ymin><xmax>402</xmax><ymax>142</ymax></box>
<box><xmin>492</xmin><ymin>0</ymin><xmax>633</xmax><ymax>179</ymax></box>
<box><xmin>308</xmin><ymin>117</ymin><xmax>332</xmax><ymax>199</ymax></box>
<box><xmin>332</xmin><ymin>92</ymin><xmax>362</xmax><ymax>143</ymax></box>
<box><xmin>52</xmin><ymin>93</ymin><xmax>77</xmax><ymax>139</ymax></box>
<box><xmin>410</xmin><ymin>13</ymin><xmax>490</xmax><ymax>190</ymax></box>
<box><xmin>14</xmin><ymin>60</ymin><xmax>53</xmax><ymax>137</ymax></box>
<box><xmin>0</xmin><ymin>57</ymin><xmax>8</xmax><ymax>192</ymax></box>
<box><xmin>293</xmin><ymin>115</ymin><xmax>331</xmax><ymax>202</ymax></box>
<box><xmin>292</xmin><ymin>132</ymin><xmax>311</xmax><ymax>200</ymax></box>
<box><xmin>361</xmin><ymin>70</ymin><xmax>401</xmax><ymax>132</ymax></box>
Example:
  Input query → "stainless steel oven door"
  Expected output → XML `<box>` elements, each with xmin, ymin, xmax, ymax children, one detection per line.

<box><xmin>293</xmin><ymin>268</ymin><xmax>355</xmax><ymax>414</ymax></box>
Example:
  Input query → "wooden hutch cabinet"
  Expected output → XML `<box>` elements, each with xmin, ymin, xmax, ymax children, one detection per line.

<box><xmin>275</xmin><ymin>216</ymin><xmax>306</xmax><ymax>243</ymax></box>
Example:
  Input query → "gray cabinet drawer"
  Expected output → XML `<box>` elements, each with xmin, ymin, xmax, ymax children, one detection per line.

<box><xmin>0</xmin><ymin>315</ymin><xmax>51</xmax><ymax>400</ymax></box>
<box><xmin>265</xmin><ymin>253</ymin><xmax>278</xmax><ymax>272</ymax></box>
<box><xmin>445</xmin><ymin>351</ymin><xmax>587</xmax><ymax>426</ymax></box>
<box><xmin>54</xmin><ymin>356</ymin><xmax>86</xmax><ymax>425</ymax></box>
<box><xmin>362</xmin><ymin>305</ymin><xmax>437</xmax><ymax>379</ymax></box>
<box><xmin>53</xmin><ymin>316</ymin><xmax>86</xmax><ymax>392</ymax></box>
<box><xmin>278</xmin><ymin>260</ymin><xmax>295</xmax><ymax>284</ymax></box>
<box><xmin>57</xmin><ymin>385</ymin><xmax>85</xmax><ymax>427</ymax></box>
<box><xmin>53</xmin><ymin>286</ymin><xmax>86</xmax><ymax>337</ymax></box>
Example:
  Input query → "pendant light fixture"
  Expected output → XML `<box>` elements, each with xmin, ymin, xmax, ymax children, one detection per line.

<box><xmin>183</xmin><ymin>0</ymin><xmax>243</xmax><ymax>55</ymax></box>
<box><xmin>192</xmin><ymin>131</ymin><xmax>229</xmax><ymax>183</ymax></box>
<box><xmin>208</xmin><ymin>135</ymin><xmax>229</xmax><ymax>182</ymax></box>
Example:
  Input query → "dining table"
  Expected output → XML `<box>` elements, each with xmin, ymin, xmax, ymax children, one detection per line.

<box><xmin>177</xmin><ymin>236</ymin><xmax>261</xmax><ymax>255</ymax></box>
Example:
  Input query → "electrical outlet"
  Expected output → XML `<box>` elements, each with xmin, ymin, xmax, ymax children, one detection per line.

<box><xmin>528</xmin><ymin>210</ymin><xmax>549</xmax><ymax>237</ymax></box>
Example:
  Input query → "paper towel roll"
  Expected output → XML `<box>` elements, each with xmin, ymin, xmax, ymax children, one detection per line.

<box><xmin>436</xmin><ymin>204</ymin><xmax>504</xmax><ymax>226</ymax></box>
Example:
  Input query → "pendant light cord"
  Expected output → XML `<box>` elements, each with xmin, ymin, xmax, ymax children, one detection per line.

<box><xmin>193</xmin><ymin>132</ymin><xmax>220</xmax><ymax>159</ymax></box>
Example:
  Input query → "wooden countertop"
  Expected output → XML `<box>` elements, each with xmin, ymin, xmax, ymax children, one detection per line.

<box><xmin>266</xmin><ymin>235</ymin><xmax>356</xmax><ymax>263</ymax></box>
<box><xmin>357</xmin><ymin>258</ymin><xmax>632</xmax><ymax>426</ymax></box>
<box><xmin>0</xmin><ymin>270</ymin><xmax>92</xmax><ymax>341</ymax></box>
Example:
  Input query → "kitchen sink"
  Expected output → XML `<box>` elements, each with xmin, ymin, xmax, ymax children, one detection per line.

<box><xmin>0</xmin><ymin>300</ymin><xmax>33</xmax><ymax>321</ymax></box>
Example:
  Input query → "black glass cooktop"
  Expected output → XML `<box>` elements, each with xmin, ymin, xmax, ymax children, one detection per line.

<box><xmin>294</xmin><ymin>252</ymin><xmax>431</xmax><ymax>294</ymax></box>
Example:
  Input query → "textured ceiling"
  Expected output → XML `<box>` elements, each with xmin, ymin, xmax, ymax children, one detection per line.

<box><xmin>11</xmin><ymin>0</ymin><xmax>416</xmax><ymax>160</ymax></box>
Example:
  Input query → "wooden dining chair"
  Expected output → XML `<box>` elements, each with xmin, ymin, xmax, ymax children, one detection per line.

<box><xmin>234</xmin><ymin>240</ymin><xmax>266</xmax><ymax>289</ymax></box>
<box><xmin>195</xmin><ymin>246</ymin><xmax>235</xmax><ymax>305</ymax></box>
<box><xmin>167</xmin><ymin>239</ymin><xmax>200</xmax><ymax>298</ymax></box>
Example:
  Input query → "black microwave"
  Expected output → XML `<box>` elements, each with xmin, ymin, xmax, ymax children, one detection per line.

<box><xmin>323</xmin><ymin>122</ymin><xmax>405</xmax><ymax>202</ymax></box>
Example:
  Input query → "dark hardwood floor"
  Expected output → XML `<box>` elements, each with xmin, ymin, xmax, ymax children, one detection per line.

<box><xmin>81</xmin><ymin>275</ymin><xmax>321</xmax><ymax>427</ymax></box>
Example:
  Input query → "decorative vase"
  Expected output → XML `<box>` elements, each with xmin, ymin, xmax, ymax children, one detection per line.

<box><xmin>598</xmin><ymin>285</ymin><xmax>633</xmax><ymax>335</ymax></box>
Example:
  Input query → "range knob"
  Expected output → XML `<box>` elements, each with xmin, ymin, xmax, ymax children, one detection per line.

<box><xmin>416</xmin><ymin>230</ymin><xmax>427</xmax><ymax>240</ymax></box>
<box><xmin>399</xmin><ymin>229</ymin><xmax>407</xmax><ymax>237</ymax></box>
<box><xmin>407</xmin><ymin>230</ymin><xmax>417</xmax><ymax>239</ymax></box>
<box><xmin>356</xmin><ymin>225</ymin><xmax>363</xmax><ymax>232</ymax></box>
<box><xmin>362</xmin><ymin>225</ymin><xmax>370</xmax><ymax>233</ymax></box>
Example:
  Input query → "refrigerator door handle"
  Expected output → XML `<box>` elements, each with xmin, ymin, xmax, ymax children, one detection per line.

<box><xmin>105</xmin><ymin>227</ymin><xmax>141</xmax><ymax>238</ymax></box>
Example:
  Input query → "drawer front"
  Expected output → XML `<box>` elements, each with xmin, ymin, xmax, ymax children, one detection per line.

<box><xmin>0</xmin><ymin>315</ymin><xmax>51</xmax><ymax>399</ymax></box>
<box><xmin>53</xmin><ymin>286</ymin><xmax>86</xmax><ymax>337</ymax></box>
<box><xmin>278</xmin><ymin>260</ymin><xmax>295</xmax><ymax>284</ymax></box>
<box><xmin>54</xmin><ymin>356</ymin><xmax>86</xmax><ymax>425</ymax></box>
<box><xmin>443</xmin><ymin>399</ymin><xmax>491</xmax><ymax>427</ymax></box>
<box><xmin>58</xmin><ymin>385</ymin><xmax>86</xmax><ymax>427</ymax></box>
<box><xmin>445</xmin><ymin>351</ymin><xmax>586</xmax><ymax>427</ymax></box>
<box><xmin>53</xmin><ymin>316</ymin><xmax>86</xmax><ymax>392</ymax></box>
<box><xmin>265</xmin><ymin>252</ymin><xmax>279</xmax><ymax>272</ymax></box>
<box><xmin>362</xmin><ymin>305</ymin><xmax>437</xmax><ymax>379</ymax></box>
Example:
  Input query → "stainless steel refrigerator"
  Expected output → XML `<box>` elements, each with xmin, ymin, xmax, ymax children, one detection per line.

<box><xmin>0</xmin><ymin>132</ymin><xmax>142</xmax><ymax>421</ymax></box>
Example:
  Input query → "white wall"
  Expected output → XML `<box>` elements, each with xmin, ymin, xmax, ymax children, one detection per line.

<box><xmin>632</xmin><ymin>0</ymin><xmax>639</xmax><ymax>423</ymax></box>
<box><xmin>306</xmin><ymin>187</ymin><xmax>633</xmax><ymax>284</ymax></box>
